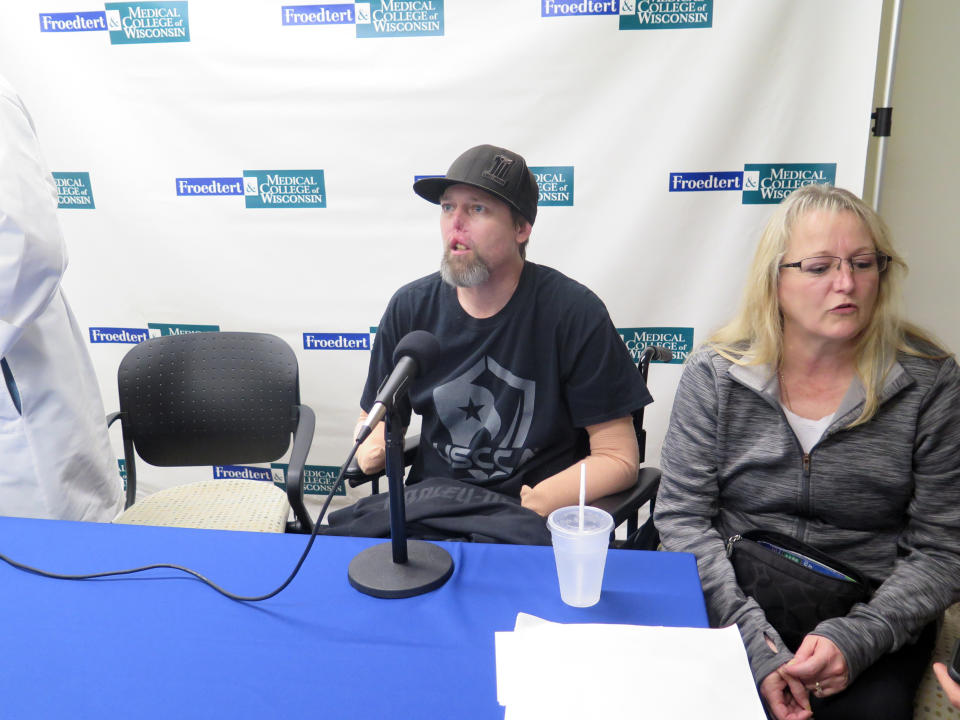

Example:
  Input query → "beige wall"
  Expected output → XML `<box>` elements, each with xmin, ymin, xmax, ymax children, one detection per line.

<box><xmin>866</xmin><ymin>0</ymin><xmax>960</xmax><ymax>354</ymax></box>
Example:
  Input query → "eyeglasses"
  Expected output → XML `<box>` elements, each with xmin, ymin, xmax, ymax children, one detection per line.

<box><xmin>778</xmin><ymin>252</ymin><xmax>890</xmax><ymax>277</ymax></box>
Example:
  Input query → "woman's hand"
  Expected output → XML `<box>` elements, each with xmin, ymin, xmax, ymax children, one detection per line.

<box><xmin>760</xmin><ymin>667</ymin><xmax>812</xmax><ymax>720</ymax></box>
<box><xmin>780</xmin><ymin>635</ymin><xmax>849</xmax><ymax>699</ymax></box>
<box><xmin>933</xmin><ymin>663</ymin><xmax>960</xmax><ymax>709</ymax></box>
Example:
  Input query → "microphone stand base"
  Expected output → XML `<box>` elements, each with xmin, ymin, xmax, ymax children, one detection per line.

<box><xmin>348</xmin><ymin>540</ymin><xmax>454</xmax><ymax>599</ymax></box>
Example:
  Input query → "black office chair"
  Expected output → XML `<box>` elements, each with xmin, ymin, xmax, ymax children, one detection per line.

<box><xmin>344</xmin><ymin>346</ymin><xmax>668</xmax><ymax>550</ymax></box>
<box><xmin>107</xmin><ymin>332</ymin><xmax>316</xmax><ymax>533</ymax></box>
<box><xmin>592</xmin><ymin>345</ymin><xmax>669</xmax><ymax>549</ymax></box>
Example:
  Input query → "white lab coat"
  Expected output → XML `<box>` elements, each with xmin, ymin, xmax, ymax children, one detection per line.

<box><xmin>0</xmin><ymin>76</ymin><xmax>122</xmax><ymax>521</ymax></box>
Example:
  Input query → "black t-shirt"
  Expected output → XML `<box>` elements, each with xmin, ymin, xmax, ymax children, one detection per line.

<box><xmin>360</xmin><ymin>262</ymin><xmax>652</xmax><ymax>497</ymax></box>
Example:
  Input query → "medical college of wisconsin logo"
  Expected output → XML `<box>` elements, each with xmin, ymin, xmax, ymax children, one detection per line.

<box><xmin>618</xmin><ymin>327</ymin><xmax>693</xmax><ymax>364</ymax></box>
<box><xmin>532</xmin><ymin>167</ymin><xmax>574</xmax><ymax>206</ymax></box>
<box><xmin>668</xmin><ymin>163</ymin><xmax>837</xmax><ymax>205</ymax></box>
<box><xmin>174</xmin><ymin>172</ymin><xmax>327</xmax><ymax>209</ymax></box>
<box><xmin>541</xmin><ymin>0</ymin><xmax>713</xmax><ymax>30</ymax></box>
<box><xmin>88</xmin><ymin>323</ymin><xmax>219</xmax><ymax>344</ymax></box>
<box><xmin>244</xmin><ymin>171</ymin><xmax>326</xmax><ymax>209</ymax></box>
<box><xmin>53</xmin><ymin>172</ymin><xmax>96</xmax><ymax>209</ymax></box>
<box><xmin>741</xmin><ymin>164</ymin><xmax>837</xmax><ymax>204</ymax></box>
<box><xmin>272</xmin><ymin>463</ymin><xmax>346</xmax><ymax>496</ymax></box>
<box><xmin>619</xmin><ymin>0</ymin><xmax>712</xmax><ymax>29</ymax></box>
<box><xmin>281</xmin><ymin>0</ymin><xmax>444</xmax><ymax>38</ymax></box>
<box><xmin>38</xmin><ymin>2</ymin><xmax>190</xmax><ymax>44</ymax></box>
<box><xmin>148</xmin><ymin>322</ymin><xmax>220</xmax><ymax>337</ymax></box>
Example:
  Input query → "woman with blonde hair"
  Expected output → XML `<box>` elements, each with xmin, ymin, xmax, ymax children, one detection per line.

<box><xmin>655</xmin><ymin>183</ymin><xmax>960</xmax><ymax>720</ymax></box>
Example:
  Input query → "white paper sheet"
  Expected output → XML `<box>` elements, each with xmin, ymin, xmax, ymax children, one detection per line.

<box><xmin>495</xmin><ymin>613</ymin><xmax>766</xmax><ymax>720</ymax></box>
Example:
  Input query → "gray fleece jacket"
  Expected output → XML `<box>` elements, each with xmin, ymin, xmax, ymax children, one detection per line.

<box><xmin>654</xmin><ymin>346</ymin><xmax>960</xmax><ymax>685</ymax></box>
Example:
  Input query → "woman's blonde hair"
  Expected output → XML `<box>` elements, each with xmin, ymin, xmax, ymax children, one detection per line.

<box><xmin>709</xmin><ymin>183</ymin><xmax>943</xmax><ymax>426</ymax></box>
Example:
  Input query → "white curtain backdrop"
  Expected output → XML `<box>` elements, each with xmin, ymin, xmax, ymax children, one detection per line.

<box><xmin>0</xmin><ymin>0</ymin><xmax>883</xmax><ymax>515</ymax></box>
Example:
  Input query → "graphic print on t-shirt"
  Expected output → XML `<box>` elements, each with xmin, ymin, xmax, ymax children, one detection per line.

<box><xmin>432</xmin><ymin>356</ymin><xmax>537</xmax><ymax>481</ymax></box>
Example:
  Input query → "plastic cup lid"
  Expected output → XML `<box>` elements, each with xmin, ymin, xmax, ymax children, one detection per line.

<box><xmin>547</xmin><ymin>505</ymin><xmax>613</xmax><ymax>536</ymax></box>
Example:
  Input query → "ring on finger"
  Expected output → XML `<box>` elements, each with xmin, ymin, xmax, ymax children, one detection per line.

<box><xmin>814</xmin><ymin>681</ymin><xmax>823</xmax><ymax>697</ymax></box>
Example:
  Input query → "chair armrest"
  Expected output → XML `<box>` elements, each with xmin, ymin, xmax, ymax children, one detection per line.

<box><xmin>590</xmin><ymin>466</ymin><xmax>661</xmax><ymax>529</ymax></box>
<box><xmin>345</xmin><ymin>434</ymin><xmax>420</xmax><ymax>488</ymax></box>
<box><xmin>284</xmin><ymin>404</ymin><xmax>316</xmax><ymax>533</ymax></box>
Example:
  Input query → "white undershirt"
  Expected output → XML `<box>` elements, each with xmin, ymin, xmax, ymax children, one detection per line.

<box><xmin>781</xmin><ymin>404</ymin><xmax>834</xmax><ymax>454</ymax></box>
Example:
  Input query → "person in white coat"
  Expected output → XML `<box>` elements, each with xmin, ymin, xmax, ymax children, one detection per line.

<box><xmin>0</xmin><ymin>75</ymin><xmax>122</xmax><ymax>521</ymax></box>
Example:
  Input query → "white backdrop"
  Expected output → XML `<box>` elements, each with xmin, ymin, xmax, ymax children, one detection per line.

<box><xmin>0</xmin><ymin>0</ymin><xmax>883</xmax><ymax>516</ymax></box>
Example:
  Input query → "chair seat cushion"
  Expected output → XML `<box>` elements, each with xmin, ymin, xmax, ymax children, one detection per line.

<box><xmin>113</xmin><ymin>479</ymin><xmax>289</xmax><ymax>533</ymax></box>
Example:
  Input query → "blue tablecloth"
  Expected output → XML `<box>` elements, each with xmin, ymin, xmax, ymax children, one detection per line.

<box><xmin>0</xmin><ymin>516</ymin><xmax>707</xmax><ymax>718</ymax></box>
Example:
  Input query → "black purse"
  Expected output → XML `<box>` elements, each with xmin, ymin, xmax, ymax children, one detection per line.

<box><xmin>725</xmin><ymin>529</ymin><xmax>873</xmax><ymax>652</ymax></box>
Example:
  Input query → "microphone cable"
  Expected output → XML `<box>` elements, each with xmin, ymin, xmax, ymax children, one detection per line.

<box><xmin>0</xmin><ymin>439</ymin><xmax>362</xmax><ymax>602</ymax></box>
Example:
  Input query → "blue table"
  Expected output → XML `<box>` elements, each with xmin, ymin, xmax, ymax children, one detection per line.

<box><xmin>0</xmin><ymin>516</ymin><xmax>706</xmax><ymax>718</ymax></box>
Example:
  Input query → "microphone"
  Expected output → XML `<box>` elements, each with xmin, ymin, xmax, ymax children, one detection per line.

<box><xmin>348</xmin><ymin>329</ymin><xmax>453</xmax><ymax>598</ymax></box>
<box><xmin>640</xmin><ymin>346</ymin><xmax>673</xmax><ymax>364</ymax></box>
<box><xmin>355</xmin><ymin>330</ymin><xmax>440</xmax><ymax>444</ymax></box>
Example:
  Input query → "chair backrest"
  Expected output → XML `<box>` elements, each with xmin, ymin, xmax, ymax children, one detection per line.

<box><xmin>118</xmin><ymin>332</ymin><xmax>299</xmax><ymax>466</ymax></box>
<box><xmin>590</xmin><ymin>345</ymin><xmax>671</xmax><ymax>548</ymax></box>
<box><xmin>632</xmin><ymin>345</ymin><xmax>671</xmax><ymax>463</ymax></box>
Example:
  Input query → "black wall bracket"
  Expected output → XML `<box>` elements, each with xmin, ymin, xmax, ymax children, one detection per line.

<box><xmin>872</xmin><ymin>107</ymin><xmax>893</xmax><ymax>137</ymax></box>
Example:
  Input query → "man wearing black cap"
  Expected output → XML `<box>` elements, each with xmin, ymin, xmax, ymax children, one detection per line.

<box><xmin>355</xmin><ymin>144</ymin><xmax>651</xmax><ymax>518</ymax></box>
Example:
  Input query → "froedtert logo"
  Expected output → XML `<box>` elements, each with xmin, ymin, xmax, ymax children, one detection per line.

<box><xmin>282</xmin><ymin>4</ymin><xmax>355</xmax><ymax>25</ymax></box>
<box><xmin>89</xmin><ymin>327</ymin><xmax>150</xmax><ymax>344</ymax></box>
<box><xmin>176</xmin><ymin>177</ymin><xmax>243</xmax><ymax>196</ymax></box>
<box><xmin>105</xmin><ymin>2</ymin><xmax>190</xmax><ymax>44</ymax></box>
<box><xmin>303</xmin><ymin>333</ymin><xmax>371</xmax><ymax>350</ymax></box>
<box><xmin>147</xmin><ymin>322</ymin><xmax>220</xmax><ymax>338</ymax></box>
<box><xmin>531</xmin><ymin>166</ymin><xmax>574</xmax><ymax>206</ymax></box>
<box><xmin>619</xmin><ymin>0</ymin><xmax>712</xmax><ymax>29</ymax></box>
<box><xmin>53</xmin><ymin>172</ymin><xmax>95</xmax><ymax>209</ymax></box>
<box><xmin>669</xmin><ymin>171</ymin><xmax>742</xmax><ymax>192</ymax></box>
<box><xmin>618</xmin><ymin>327</ymin><xmax>693</xmax><ymax>364</ymax></box>
<box><xmin>271</xmin><ymin>463</ymin><xmax>346</xmax><ymax>496</ymax></box>
<box><xmin>355</xmin><ymin>0</ymin><xmax>444</xmax><ymax>38</ymax></box>
<box><xmin>39</xmin><ymin>11</ymin><xmax>108</xmax><ymax>32</ymax></box>
<box><xmin>742</xmin><ymin>163</ymin><xmax>837</xmax><ymax>204</ymax></box>
<box><xmin>541</xmin><ymin>0</ymin><xmax>618</xmax><ymax>17</ymax></box>
<box><xmin>243</xmin><ymin>170</ymin><xmax>326</xmax><ymax>208</ymax></box>
<box><xmin>213</xmin><ymin>465</ymin><xmax>273</xmax><ymax>482</ymax></box>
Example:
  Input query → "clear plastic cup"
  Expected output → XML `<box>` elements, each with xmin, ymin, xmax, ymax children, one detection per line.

<box><xmin>546</xmin><ymin>506</ymin><xmax>614</xmax><ymax>607</ymax></box>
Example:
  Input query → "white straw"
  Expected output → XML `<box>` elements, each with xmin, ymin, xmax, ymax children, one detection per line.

<box><xmin>578</xmin><ymin>462</ymin><xmax>586</xmax><ymax>530</ymax></box>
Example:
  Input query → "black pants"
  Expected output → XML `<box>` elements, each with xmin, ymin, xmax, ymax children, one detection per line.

<box><xmin>807</xmin><ymin>620</ymin><xmax>937</xmax><ymax>720</ymax></box>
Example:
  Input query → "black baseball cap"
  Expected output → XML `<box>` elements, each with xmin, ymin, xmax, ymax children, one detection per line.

<box><xmin>413</xmin><ymin>144</ymin><xmax>539</xmax><ymax>225</ymax></box>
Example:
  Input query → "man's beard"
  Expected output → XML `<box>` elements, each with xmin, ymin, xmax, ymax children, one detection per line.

<box><xmin>440</xmin><ymin>248</ymin><xmax>490</xmax><ymax>288</ymax></box>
